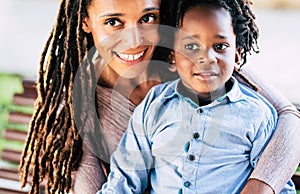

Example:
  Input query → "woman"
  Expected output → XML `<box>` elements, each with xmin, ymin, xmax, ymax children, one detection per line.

<box><xmin>19</xmin><ymin>0</ymin><xmax>300</xmax><ymax>194</ymax></box>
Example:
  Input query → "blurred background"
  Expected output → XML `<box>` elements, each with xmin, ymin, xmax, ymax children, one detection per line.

<box><xmin>0</xmin><ymin>0</ymin><xmax>299</xmax><ymax>103</ymax></box>
<box><xmin>0</xmin><ymin>0</ymin><xmax>299</xmax><ymax>192</ymax></box>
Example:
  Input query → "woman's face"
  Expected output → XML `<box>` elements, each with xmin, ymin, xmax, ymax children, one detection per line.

<box><xmin>82</xmin><ymin>0</ymin><xmax>160</xmax><ymax>78</ymax></box>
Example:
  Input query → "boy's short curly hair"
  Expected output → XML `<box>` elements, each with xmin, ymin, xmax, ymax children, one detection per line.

<box><xmin>160</xmin><ymin>0</ymin><xmax>259</xmax><ymax>66</ymax></box>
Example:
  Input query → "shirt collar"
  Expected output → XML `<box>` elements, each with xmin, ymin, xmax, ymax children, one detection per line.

<box><xmin>223</xmin><ymin>77</ymin><xmax>244</xmax><ymax>103</ymax></box>
<box><xmin>162</xmin><ymin>77</ymin><xmax>244</xmax><ymax>104</ymax></box>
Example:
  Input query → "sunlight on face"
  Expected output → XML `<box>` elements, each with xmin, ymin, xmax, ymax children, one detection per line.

<box><xmin>174</xmin><ymin>6</ymin><xmax>240</xmax><ymax>97</ymax></box>
<box><xmin>83</xmin><ymin>0</ymin><xmax>160</xmax><ymax>79</ymax></box>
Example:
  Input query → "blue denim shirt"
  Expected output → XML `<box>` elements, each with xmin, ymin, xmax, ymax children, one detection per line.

<box><xmin>99</xmin><ymin>78</ymin><xmax>295</xmax><ymax>194</ymax></box>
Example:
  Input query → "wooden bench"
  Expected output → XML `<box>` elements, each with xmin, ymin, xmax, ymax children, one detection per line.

<box><xmin>0</xmin><ymin>78</ymin><xmax>43</xmax><ymax>194</ymax></box>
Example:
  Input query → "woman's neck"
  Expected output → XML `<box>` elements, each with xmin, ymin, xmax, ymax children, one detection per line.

<box><xmin>98</xmin><ymin>65</ymin><xmax>161</xmax><ymax>105</ymax></box>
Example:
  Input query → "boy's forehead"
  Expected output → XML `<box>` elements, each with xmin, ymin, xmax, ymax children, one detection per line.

<box><xmin>178</xmin><ymin>7</ymin><xmax>234</xmax><ymax>36</ymax></box>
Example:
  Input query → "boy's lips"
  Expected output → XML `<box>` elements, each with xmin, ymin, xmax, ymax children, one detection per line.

<box><xmin>115</xmin><ymin>50</ymin><xmax>145</xmax><ymax>62</ymax></box>
<box><xmin>193</xmin><ymin>71</ymin><xmax>218</xmax><ymax>80</ymax></box>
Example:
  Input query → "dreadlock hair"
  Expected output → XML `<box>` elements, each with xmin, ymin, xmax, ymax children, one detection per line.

<box><xmin>159</xmin><ymin>0</ymin><xmax>260</xmax><ymax>91</ymax></box>
<box><xmin>19</xmin><ymin>0</ymin><xmax>97</xmax><ymax>193</ymax></box>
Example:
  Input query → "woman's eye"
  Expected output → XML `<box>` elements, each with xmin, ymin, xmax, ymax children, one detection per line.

<box><xmin>215</xmin><ymin>43</ymin><xmax>229</xmax><ymax>51</ymax></box>
<box><xmin>140</xmin><ymin>14</ymin><xmax>157</xmax><ymax>24</ymax></box>
<box><xmin>185</xmin><ymin>43</ymin><xmax>199</xmax><ymax>51</ymax></box>
<box><xmin>104</xmin><ymin>18</ymin><xmax>123</xmax><ymax>27</ymax></box>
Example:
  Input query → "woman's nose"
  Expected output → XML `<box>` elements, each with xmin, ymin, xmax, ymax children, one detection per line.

<box><xmin>122</xmin><ymin>26</ymin><xmax>143</xmax><ymax>49</ymax></box>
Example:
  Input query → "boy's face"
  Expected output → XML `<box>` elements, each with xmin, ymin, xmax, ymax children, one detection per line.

<box><xmin>174</xmin><ymin>6</ymin><xmax>241</xmax><ymax>97</ymax></box>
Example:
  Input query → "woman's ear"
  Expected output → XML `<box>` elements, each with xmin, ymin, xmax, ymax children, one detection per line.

<box><xmin>169</xmin><ymin>51</ymin><xmax>177</xmax><ymax>72</ymax></box>
<box><xmin>82</xmin><ymin>17</ymin><xmax>91</xmax><ymax>33</ymax></box>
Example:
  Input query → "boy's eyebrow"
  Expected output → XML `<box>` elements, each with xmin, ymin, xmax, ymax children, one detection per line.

<box><xmin>99</xmin><ymin>7</ymin><xmax>159</xmax><ymax>18</ymax></box>
<box><xmin>180</xmin><ymin>35</ymin><xmax>199</xmax><ymax>41</ymax></box>
<box><xmin>180</xmin><ymin>34</ymin><xmax>229</xmax><ymax>40</ymax></box>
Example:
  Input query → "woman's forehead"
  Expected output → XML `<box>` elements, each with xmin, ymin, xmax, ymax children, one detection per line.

<box><xmin>89</xmin><ymin>0</ymin><xmax>160</xmax><ymax>13</ymax></box>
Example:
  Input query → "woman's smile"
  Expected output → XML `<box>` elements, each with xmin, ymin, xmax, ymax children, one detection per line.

<box><xmin>114</xmin><ymin>49</ymin><xmax>146</xmax><ymax>64</ymax></box>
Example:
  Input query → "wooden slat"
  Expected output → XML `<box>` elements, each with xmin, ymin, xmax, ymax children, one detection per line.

<box><xmin>0</xmin><ymin>168</ymin><xmax>20</xmax><ymax>182</ymax></box>
<box><xmin>22</xmin><ymin>80</ymin><xmax>37</xmax><ymax>96</ymax></box>
<box><xmin>8</xmin><ymin>112</ymin><xmax>32</xmax><ymax>125</ymax></box>
<box><xmin>1</xmin><ymin>149</ymin><xmax>22</xmax><ymax>164</ymax></box>
<box><xmin>3</xmin><ymin>129</ymin><xmax>27</xmax><ymax>143</ymax></box>
<box><xmin>0</xmin><ymin>178</ymin><xmax>30</xmax><ymax>194</ymax></box>
<box><xmin>0</xmin><ymin>167</ymin><xmax>46</xmax><ymax>190</ymax></box>
<box><xmin>13</xmin><ymin>93</ymin><xmax>36</xmax><ymax>106</ymax></box>
<box><xmin>0</xmin><ymin>188</ymin><xmax>28</xmax><ymax>194</ymax></box>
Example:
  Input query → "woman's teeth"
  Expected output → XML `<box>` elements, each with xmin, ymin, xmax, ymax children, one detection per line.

<box><xmin>117</xmin><ymin>51</ymin><xmax>144</xmax><ymax>61</ymax></box>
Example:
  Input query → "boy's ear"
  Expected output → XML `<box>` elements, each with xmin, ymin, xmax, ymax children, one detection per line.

<box><xmin>235</xmin><ymin>47</ymin><xmax>243</xmax><ymax>65</ymax></box>
<box><xmin>169</xmin><ymin>51</ymin><xmax>177</xmax><ymax>72</ymax></box>
<box><xmin>82</xmin><ymin>17</ymin><xmax>91</xmax><ymax>33</ymax></box>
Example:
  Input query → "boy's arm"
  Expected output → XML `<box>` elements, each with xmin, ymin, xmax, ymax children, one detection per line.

<box><xmin>236</xmin><ymin>67</ymin><xmax>300</xmax><ymax>194</ymax></box>
<box><xmin>99</xmin><ymin>105</ymin><xmax>153</xmax><ymax>193</ymax></box>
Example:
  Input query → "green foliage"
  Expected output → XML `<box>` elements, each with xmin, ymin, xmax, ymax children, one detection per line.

<box><xmin>0</xmin><ymin>73</ymin><xmax>24</xmax><ymax>153</ymax></box>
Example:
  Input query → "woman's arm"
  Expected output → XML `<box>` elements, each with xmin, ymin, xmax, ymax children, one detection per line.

<box><xmin>73</xmin><ymin>143</ymin><xmax>107</xmax><ymax>194</ymax></box>
<box><xmin>235</xmin><ymin>66</ymin><xmax>300</xmax><ymax>194</ymax></box>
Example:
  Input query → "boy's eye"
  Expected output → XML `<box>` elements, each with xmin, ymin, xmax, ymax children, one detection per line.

<box><xmin>215</xmin><ymin>43</ymin><xmax>229</xmax><ymax>51</ymax></box>
<box><xmin>104</xmin><ymin>18</ymin><xmax>123</xmax><ymax>27</ymax></box>
<box><xmin>185</xmin><ymin>43</ymin><xmax>199</xmax><ymax>51</ymax></box>
<box><xmin>140</xmin><ymin>14</ymin><xmax>157</xmax><ymax>24</ymax></box>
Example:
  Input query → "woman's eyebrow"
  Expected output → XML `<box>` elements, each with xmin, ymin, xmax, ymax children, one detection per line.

<box><xmin>143</xmin><ymin>7</ymin><xmax>159</xmax><ymax>12</ymax></box>
<box><xmin>99</xmin><ymin>13</ymin><xmax>123</xmax><ymax>18</ymax></box>
<box><xmin>99</xmin><ymin>7</ymin><xmax>158</xmax><ymax>18</ymax></box>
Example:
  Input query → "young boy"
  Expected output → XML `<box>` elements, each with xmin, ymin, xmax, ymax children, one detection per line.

<box><xmin>99</xmin><ymin>0</ymin><xmax>296</xmax><ymax>193</ymax></box>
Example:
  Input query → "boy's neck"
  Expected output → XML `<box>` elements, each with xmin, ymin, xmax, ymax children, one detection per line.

<box><xmin>177</xmin><ymin>80</ymin><xmax>233</xmax><ymax>106</ymax></box>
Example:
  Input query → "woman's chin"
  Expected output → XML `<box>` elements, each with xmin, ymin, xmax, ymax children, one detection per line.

<box><xmin>117</xmin><ymin>61</ymin><xmax>149</xmax><ymax>79</ymax></box>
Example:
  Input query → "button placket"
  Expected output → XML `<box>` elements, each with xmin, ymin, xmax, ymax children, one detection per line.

<box><xmin>188</xmin><ymin>154</ymin><xmax>196</xmax><ymax>161</ymax></box>
<box><xmin>183</xmin><ymin>181</ymin><xmax>191</xmax><ymax>188</ymax></box>
<box><xmin>193</xmin><ymin>132</ymin><xmax>200</xmax><ymax>139</ymax></box>
<box><xmin>197</xmin><ymin>108</ymin><xmax>203</xmax><ymax>114</ymax></box>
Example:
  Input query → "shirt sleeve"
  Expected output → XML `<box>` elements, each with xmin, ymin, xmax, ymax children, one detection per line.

<box><xmin>99</xmin><ymin>102</ymin><xmax>153</xmax><ymax>194</ymax></box>
<box><xmin>235</xmin><ymin>66</ymin><xmax>300</xmax><ymax>194</ymax></box>
<box><xmin>249</xmin><ymin>108</ymin><xmax>276</xmax><ymax>168</ymax></box>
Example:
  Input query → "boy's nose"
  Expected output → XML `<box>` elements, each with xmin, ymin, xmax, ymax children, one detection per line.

<box><xmin>197</xmin><ymin>49</ymin><xmax>217</xmax><ymax>65</ymax></box>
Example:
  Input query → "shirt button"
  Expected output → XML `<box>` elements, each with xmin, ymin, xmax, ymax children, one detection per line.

<box><xmin>197</xmin><ymin>108</ymin><xmax>203</xmax><ymax>114</ymax></box>
<box><xmin>193</xmin><ymin>132</ymin><xmax>200</xmax><ymax>139</ymax></box>
<box><xmin>188</xmin><ymin>154</ymin><xmax>195</xmax><ymax>161</ymax></box>
<box><xmin>184</xmin><ymin>181</ymin><xmax>191</xmax><ymax>188</ymax></box>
